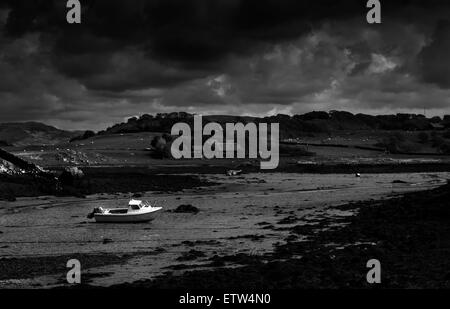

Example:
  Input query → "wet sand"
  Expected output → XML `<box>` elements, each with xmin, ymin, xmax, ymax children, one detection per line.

<box><xmin>0</xmin><ymin>171</ymin><xmax>448</xmax><ymax>288</ymax></box>
<box><xmin>122</xmin><ymin>179</ymin><xmax>450</xmax><ymax>289</ymax></box>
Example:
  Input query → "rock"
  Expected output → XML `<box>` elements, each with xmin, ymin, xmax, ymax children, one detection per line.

<box><xmin>181</xmin><ymin>240</ymin><xmax>220</xmax><ymax>247</ymax></box>
<box><xmin>226</xmin><ymin>169</ymin><xmax>242</xmax><ymax>176</ymax></box>
<box><xmin>173</xmin><ymin>204</ymin><xmax>200</xmax><ymax>214</ymax></box>
<box><xmin>277</xmin><ymin>216</ymin><xmax>298</xmax><ymax>225</ymax></box>
<box><xmin>68</xmin><ymin>167</ymin><xmax>85</xmax><ymax>178</ymax></box>
<box><xmin>59</xmin><ymin>167</ymin><xmax>84</xmax><ymax>186</ymax></box>
<box><xmin>392</xmin><ymin>180</ymin><xmax>408</xmax><ymax>184</ymax></box>
<box><xmin>291</xmin><ymin>224</ymin><xmax>317</xmax><ymax>235</ymax></box>
<box><xmin>256</xmin><ymin>221</ymin><xmax>271</xmax><ymax>226</ymax></box>
<box><xmin>227</xmin><ymin>234</ymin><xmax>265</xmax><ymax>241</ymax></box>
<box><xmin>176</xmin><ymin>249</ymin><xmax>206</xmax><ymax>261</ymax></box>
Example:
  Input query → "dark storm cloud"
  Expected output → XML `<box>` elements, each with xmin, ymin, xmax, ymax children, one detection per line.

<box><xmin>1</xmin><ymin>0</ymin><xmax>450</xmax><ymax>129</ymax></box>
<box><xmin>2</xmin><ymin>0</ymin><xmax>450</xmax><ymax>84</ymax></box>
<box><xmin>419</xmin><ymin>20</ymin><xmax>450</xmax><ymax>88</ymax></box>
<box><xmin>0</xmin><ymin>0</ymin><xmax>361</xmax><ymax>89</ymax></box>
<box><xmin>0</xmin><ymin>1</ymin><xmax>424</xmax><ymax>73</ymax></box>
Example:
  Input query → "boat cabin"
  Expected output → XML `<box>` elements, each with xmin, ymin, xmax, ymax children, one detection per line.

<box><xmin>128</xmin><ymin>199</ymin><xmax>153</xmax><ymax>211</ymax></box>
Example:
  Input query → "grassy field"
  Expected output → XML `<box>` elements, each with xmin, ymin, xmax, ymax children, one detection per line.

<box><xmin>0</xmin><ymin>129</ymin><xmax>447</xmax><ymax>175</ymax></box>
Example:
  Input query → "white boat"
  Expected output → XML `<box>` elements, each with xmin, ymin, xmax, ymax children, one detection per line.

<box><xmin>89</xmin><ymin>199</ymin><xmax>162</xmax><ymax>223</ymax></box>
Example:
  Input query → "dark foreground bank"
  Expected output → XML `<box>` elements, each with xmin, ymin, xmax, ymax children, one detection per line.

<box><xmin>0</xmin><ymin>166</ymin><xmax>215</xmax><ymax>201</ymax></box>
<box><xmin>0</xmin><ymin>251</ymin><xmax>163</xmax><ymax>283</ymax></box>
<box><xmin>2</xmin><ymin>178</ymin><xmax>449</xmax><ymax>288</ymax></box>
<box><xmin>108</xmin><ymin>180</ymin><xmax>450</xmax><ymax>289</ymax></box>
<box><xmin>2</xmin><ymin>162</ymin><xmax>450</xmax><ymax>201</ymax></box>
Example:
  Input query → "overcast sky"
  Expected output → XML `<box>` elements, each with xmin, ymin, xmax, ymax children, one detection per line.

<box><xmin>0</xmin><ymin>0</ymin><xmax>450</xmax><ymax>130</ymax></box>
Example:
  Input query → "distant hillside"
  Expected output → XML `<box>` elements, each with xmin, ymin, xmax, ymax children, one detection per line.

<box><xmin>86</xmin><ymin>111</ymin><xmax>450</xmax><ymax>140</ymax></box>
<box><xmin>0</xmin><ymin>122</ymin><xmax>80</xmax><ymax>146</ymax></box>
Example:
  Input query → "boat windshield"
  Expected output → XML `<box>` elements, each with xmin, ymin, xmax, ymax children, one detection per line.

<box><xmin>128</xmin><ymin>199</ymin><xmax>153</xmax><ymax>209</ymax></box>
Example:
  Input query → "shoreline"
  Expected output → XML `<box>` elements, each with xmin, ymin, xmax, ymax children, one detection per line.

<box><xmin>3</xmin><ymin>162</ymin><xmax>450</xmax><ymax>201</ymax></box>
<box><xmin>50</xmin><ymin>161</ymin><xmax>450</xmax><ymax>175</ymax></box>
<box><xmin>106</xmin><ymin>180</ymin><xmax>450</xmax><ymax>289</ymax></box>
<box><xmin>1</xmin><ymin>170</ymin><xmax>449</xmax><ymax>288</ymax></box>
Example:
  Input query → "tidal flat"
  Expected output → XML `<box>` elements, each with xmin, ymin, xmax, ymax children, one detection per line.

<box><xmin>1</xmin><ymin>170</ymin><xmax>448</xmax><ymax>288</ymax></box>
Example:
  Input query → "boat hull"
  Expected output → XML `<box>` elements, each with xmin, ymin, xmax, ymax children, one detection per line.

<box><xmin>94</xmin><ymin>208</ymin><xmax>161</xmax><ymax>223</ymax></box>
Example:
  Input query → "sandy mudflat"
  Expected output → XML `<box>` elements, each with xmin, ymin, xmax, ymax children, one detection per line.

<box><xmin>0</xmin><ymin>171</ymin><xmax>448</xmax><ymax>288</ymax></box>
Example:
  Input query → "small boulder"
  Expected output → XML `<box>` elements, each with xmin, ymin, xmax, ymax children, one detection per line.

<box><xmin>176</xmin><ymin>249</ymin><xmax>206</xmax><ymax>261</ymax></box>
<box><xmin>227</xmin><ymin>170</ymin><xmax>242</xmax><ymax>176</ymax></box>
<box><xmin>102</xmin><ymin>238</ymin><xmax>113</xmax><ymax>244</ymax></box>
<box><xmin>59</xmin><ymin>167</ymin><xmax>84</xmax><ymax>186</ymax></box>
<box><xmin>392</xmin><ymin>180</ymin><xmax>408</xmax><ymax>184</ymax></box>
<box><xmin>173</xmin><ymin>204</ymin><xmax>200</xmax><ymax>214</ymax></box>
